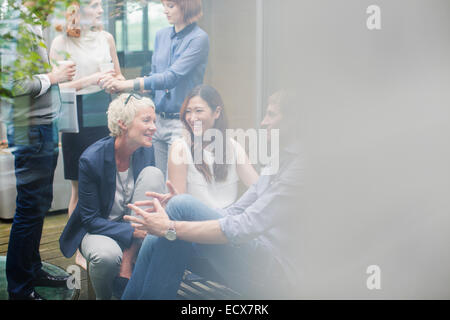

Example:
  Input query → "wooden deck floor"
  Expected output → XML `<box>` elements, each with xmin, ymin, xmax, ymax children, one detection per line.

<box><xmin>0</xmin><ymin>212</ymin><xmax>239</xmax><ymax>300</ymax></box>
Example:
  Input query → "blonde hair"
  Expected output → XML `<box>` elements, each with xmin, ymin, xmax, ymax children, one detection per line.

<box><xmin>107</xmin><ymin>94</ymin><xmax>155</xmax><ymax>137</ymax></box>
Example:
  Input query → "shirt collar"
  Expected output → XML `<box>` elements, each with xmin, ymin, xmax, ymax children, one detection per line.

<box><xmin>170</xmin><ymin>22</ymin><xmax>197</xmax><ymax>39</ymax></box>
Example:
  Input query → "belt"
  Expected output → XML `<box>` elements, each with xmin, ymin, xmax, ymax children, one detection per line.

<box><xmin>156</xmin><ymin>110</ymin><xmax>181</xmax><ymax>120</ymax></box>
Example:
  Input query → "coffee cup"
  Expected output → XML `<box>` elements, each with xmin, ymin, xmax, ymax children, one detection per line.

<box><xmin>57</xmin><ymin>60</ymin><xmax>75</xmax><ymax>67</ymax></box>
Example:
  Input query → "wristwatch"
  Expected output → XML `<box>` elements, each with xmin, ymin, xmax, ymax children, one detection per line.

<box><xmin>165</xmin><ymin>221</ymin><xmax>177</xmax><ymax>241</ymax></box>
<box><xmin>133</xmin><ymin>78</ymin><xmax>141</xmax><ymax>91</ymax></box>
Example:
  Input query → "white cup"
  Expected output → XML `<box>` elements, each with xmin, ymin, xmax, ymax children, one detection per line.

<box><xmin>100</xmin><ymin>62</ymin><xmax>114</xmax><ymax>72</ymax></box>
<box><xmin>57</xmin><ymin>60</ymin><xmax>75</xmax><ymax>67</ymax></box>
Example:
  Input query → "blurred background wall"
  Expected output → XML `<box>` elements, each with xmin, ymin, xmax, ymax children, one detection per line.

<box><xmin>202</xmin><ymin>0</ymin><xmax>450</xmax><ymax>299</ymax></box>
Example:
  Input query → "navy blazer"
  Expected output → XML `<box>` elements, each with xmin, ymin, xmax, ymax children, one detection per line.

<box><xmin>59</xmin><ymin>136</ymin><xmax>155</xmax><ymax>258</ymax></box>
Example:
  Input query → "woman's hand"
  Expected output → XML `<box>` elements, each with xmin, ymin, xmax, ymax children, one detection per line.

<box><xmin>124</xmin><ymin>198</ymin><xmax>171</xmax><ymax>237</ymax></box>
<box><xmin>98</xmin><ymin>75</ymin><xmax>132</xmax><ymax>93</ymax></box>
<box><xmin>132</xmin><ymin>228</ymin><xmax>147</xmax><ymax>240</ymax></box>
<box><xmin>90</xmin><ymin>70</ymin><xmax>115</xmax><ymax>87</ymax></box>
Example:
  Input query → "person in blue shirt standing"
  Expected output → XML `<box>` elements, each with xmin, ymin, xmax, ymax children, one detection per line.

<box><xmin>100</xmin><ymin>0</ymin><xmax>209</xmax><ymax>178</ymax></box>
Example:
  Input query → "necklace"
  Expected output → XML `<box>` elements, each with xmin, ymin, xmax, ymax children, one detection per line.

<box><xmin>116</xmin><ymin>165</ymin><xmax>133</xmax><ymax>214</ymax></box>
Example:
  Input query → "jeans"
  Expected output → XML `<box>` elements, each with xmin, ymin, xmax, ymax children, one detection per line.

<box><xmin>122</xmin><ymin>194</ymin><xmax>288</xmax><ymax>300</ymax></box>
<box><xmin>152</xmin><ymin>115</ymin><xmax>183</xmax><ymax>179</ymax></box>
<box><xmin>6</xmin><ymin>123</ymin><xmax>59</xmax><ymax>296</ymax></box>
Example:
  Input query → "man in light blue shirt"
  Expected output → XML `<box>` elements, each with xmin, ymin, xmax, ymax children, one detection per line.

<box><xmin>121</xmin><ymin>91</ymin><xmax>304</xmax><ymax>299</ymax></box>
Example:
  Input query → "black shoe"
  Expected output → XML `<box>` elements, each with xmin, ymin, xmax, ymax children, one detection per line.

<box><xmin>32</xmin><ymin>269</ymin><xmax>70</xmax><ymax>288</ymax></box>
<box><xmin>9</xmin><ymin>290</ymin><xmax>45</xmax><ymax>300</ymax></box>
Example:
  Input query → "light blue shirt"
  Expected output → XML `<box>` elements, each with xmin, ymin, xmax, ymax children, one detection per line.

<box><xmin>143</xmin><ymin>23</ymin><xmax>209</xmax><ymax>114</ymax></box>
<box><xmin>218</xmin><ymin>144</ymin><xmax>304</xmax><ymax>276</ymax></box>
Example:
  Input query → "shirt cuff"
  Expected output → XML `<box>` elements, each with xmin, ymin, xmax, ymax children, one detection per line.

<box><xmin>218</xmin><ymin>216</ymin><xmax>239</xmax><ymax>247</ymax></box>
<box><xmin>143</xmin><ymin>75</ymin><xmax>154</xmax><ymax>91</ymax></box>
<box><xmin>35</xmin><ymin>74</ymin><xmax>51</xmax><ymax>97</ymax></box>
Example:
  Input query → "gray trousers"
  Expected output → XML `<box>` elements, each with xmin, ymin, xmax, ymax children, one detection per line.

<box><xmin>152</xmin><ymin>115</ymin><xmax>183</xmax><ymax>179</ymax></box>
<box><xmin>80</xmin><ymin>166</ymin><xmax>165</xmax><ymax>300</ymax></box>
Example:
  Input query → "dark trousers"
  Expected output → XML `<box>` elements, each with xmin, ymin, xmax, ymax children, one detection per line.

<box><xmin>6</xmin><ymin>123</ymin><xmax>59</xmax><ymax>296</ymax></box>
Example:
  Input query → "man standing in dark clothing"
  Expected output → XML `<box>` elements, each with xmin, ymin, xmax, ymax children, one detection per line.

<box><xmin>1</xmin><ymin>2</ymin><xmax>76</xmax><ymax>300</ymax></box>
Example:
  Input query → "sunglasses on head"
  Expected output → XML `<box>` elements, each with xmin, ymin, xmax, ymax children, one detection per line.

<box><xmin>125</xmin><ymin>92</ymin><xmax>143</xmax><ymax>105</ymax></box>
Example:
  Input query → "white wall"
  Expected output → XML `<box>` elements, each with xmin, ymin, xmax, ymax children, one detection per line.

<box><xmin>200</xmin><ymin>0</ymin><xmax>258</xmax><ymax>130</ymax></box>
<box><xmin>203</xmin><ymin>0</ymin><xmax>450</xmax><ymax>299</ymax></box>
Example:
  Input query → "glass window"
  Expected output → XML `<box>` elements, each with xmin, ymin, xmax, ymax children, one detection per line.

<box><xmin>115</xmin><ymin>19</ymin><xmax>123</xmax><ymax>52</ymax></box>
<box><xmin>126</xmin><ymin>1</ymin><xmax>143</xmax><ymax>52</ymax></box>
<box><xmin>148</xmin><ymin>2</ymin><xmax>170</xmax><ymax>51</ymax></box>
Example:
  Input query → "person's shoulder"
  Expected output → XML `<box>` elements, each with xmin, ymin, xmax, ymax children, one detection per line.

<box><xmin>188</xmin><ymin>26</ymin><xmax>209</xmax><ymax>50</ymax></box>
<box><xmin>80</xmin><ymin>136</ymin><xmax>113</xmax><ymax>163</ymax></box>
<box><xmin>169</xmin><ymin>138</ymin><xmax>190</xmax><ymax>162</ymax></box>
<box><xmin>193</xmin><ymin>24</ymin><xmax>208</xmax><ymax>37</ymax></box>
<box><xmin>100</xmin><ymin>30</ymin><xmax>114</xmax><ymax>41</ymax></box>
<box><xmin>170</xmin><ymin>137</ymin><xmax>190</xmax><ymax>155</ymax></box>
<box><xmin>136</xmin><ymin>144</ymin><xmax>155</xmax><ymax>158</ymax></box>
<box><xmin>99</xmin><ymin>30</ymin><xmax>116</xmax><ymax>46</ymax></box>
<box><xmin>172</xmin><ymin>137</ymin><xmax>189</xmax><ymax>148</ymax></box>
<box><xmin>50</xmin><ymin>34</ymin><xmax>65</xmax><ymax>49</ymax></box>
<box><xmin>156</xmin><ymin>26</ymin><xmax>173</xmax><ymax>37</ymax></box>
<box><xmin>190</xmin><ymin>24</ymin><xmax>209</xmax><ymax>41</ymax></box>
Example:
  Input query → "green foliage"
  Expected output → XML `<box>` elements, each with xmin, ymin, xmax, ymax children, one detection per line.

<box><xmin>0</xmin><ymin>0</ymin><xmax>73</xmax><ymax>102</ymax></box>
<box><xmin>0</xmin><ymin>0</ymin><xmax>147</xmax><ymax>103</ymax></box>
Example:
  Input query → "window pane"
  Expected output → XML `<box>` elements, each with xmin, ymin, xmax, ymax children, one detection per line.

<box><xmin>127</xmin><ymin>2</ymin><xmax>143</xmax><ymax>51</ymax></box>
<box><xmin>115</xmin><ymin>20</ymin><xmax>123</xmax><ymax>52</ymax></box>
<box><xmin>148</xmin><ymin>2</ymin><xmax>170</xmax><ymax>51</ymax></box>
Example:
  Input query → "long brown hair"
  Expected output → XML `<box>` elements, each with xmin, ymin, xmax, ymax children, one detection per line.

<box><xmin>180</xmin><ymin>85</ymin><xmax>229</xmax><ymax>183</ymax></box>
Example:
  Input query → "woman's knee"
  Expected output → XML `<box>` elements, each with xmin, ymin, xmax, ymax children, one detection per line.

<box><xmin>88</xmin><ymin>247</ymin><xmax>122</xmax><ymax>270</ymax></box>
<box><xmin>136</xmin><ymin>166</ymin><xmax>165</xmax><ymax>193</ymax></box>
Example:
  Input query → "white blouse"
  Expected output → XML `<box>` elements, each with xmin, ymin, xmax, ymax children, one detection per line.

<box><xmin>176</xmin><ymin>138</ymin><xmax>244</xmax><ymax>209</ymax></box>
<box><xmin>51</xmin><ymin>30</ymin><xmax>112</xmax><ymax>95</ymax></box>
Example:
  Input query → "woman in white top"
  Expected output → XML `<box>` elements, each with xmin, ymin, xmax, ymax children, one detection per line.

<box><xmin>168</xmin><ymin>85</ymin><xmax>258</xmax><ymax>209</ymax></box>
<box><xmin>49</xmin><ymin>0</ymin><xmax>124</xmax><ymax>268</ymax></box>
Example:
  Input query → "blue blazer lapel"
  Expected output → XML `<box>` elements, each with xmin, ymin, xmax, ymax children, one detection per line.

<box><xmin>104</xmin><ymin>137</ymin><xmax>117</xmax><ymax>216</ymax></box>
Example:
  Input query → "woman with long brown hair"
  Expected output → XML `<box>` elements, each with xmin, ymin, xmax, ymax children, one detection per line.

<box><xmin>168</xmin><ymin>85</ymin><xmax>258</xmax><ymax>209</ymax></box>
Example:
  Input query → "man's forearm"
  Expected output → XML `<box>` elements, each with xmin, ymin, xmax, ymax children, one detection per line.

<box><xmin>12</xmin><ymin>76</ymin><xmax>42</xmax><ymax>97</ymax></box>
<box><xmin>174</xmin><ymin>220</ymin><xmax>228</xmax><ymax>245</ymax></box>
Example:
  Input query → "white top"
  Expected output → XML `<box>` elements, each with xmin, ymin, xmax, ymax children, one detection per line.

<box><xmin>51</xmin><ymin>30</ymin><xmax>112</xmax><ymax>95</ymax></box>
<box><xmin>176</xmin><ymin>138</ymin><xmax>243</xmax><ymax>209</ymax></box>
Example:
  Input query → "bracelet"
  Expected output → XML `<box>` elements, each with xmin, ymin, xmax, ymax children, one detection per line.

<box><xmin>133</xmin><ymin>78</ymin><xmax>141</xmax><ymax>91</ymax></box>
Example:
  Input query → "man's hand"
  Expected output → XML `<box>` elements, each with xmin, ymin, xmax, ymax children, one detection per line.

<box><xmin>48</xmin><ymin>61</ymin><xmax>76</xmax><ymax>84</ymax></box>
<box><xmin>125</xmin><ymin>198</ymin><xmax>171</xmax><ymax>237</ymax></box>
